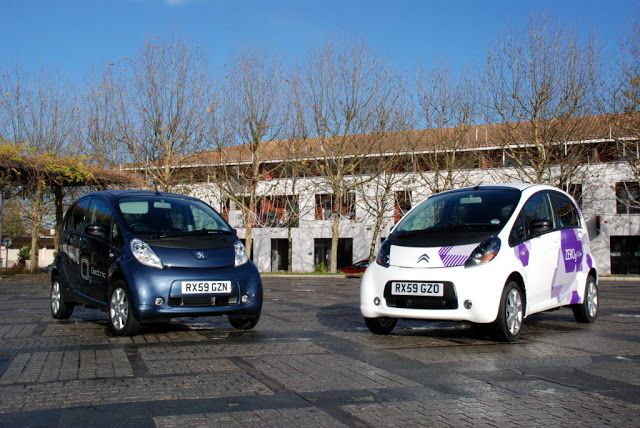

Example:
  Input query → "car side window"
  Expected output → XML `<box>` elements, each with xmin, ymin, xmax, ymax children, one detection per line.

<box><xmin>508</xmin><ymin>212</ymin><xmax>526</xmax><ymax>246</ymax></box>
<box><xmin>549</xmin><ymin>192</ymin><xmax>580</xmax><ymax>229</ymax></box>
<box><xmin>509</xmin><ymin>192</ymin><xmax>553</xmax><ymax>245</ymax></box>
<box><xmin>70</xmin><ymin>198</ymin><xmax>91</xmax><ymax>233</ymax></box>
<box><xmin>87</xmin><ymin>198</ymin><xmax>113</xmax><ymax>240</ymax></box>
<box><xmin>112</xmin><ymin>222</ymin><xmax>124</xmax><ymax>248</ymax></box>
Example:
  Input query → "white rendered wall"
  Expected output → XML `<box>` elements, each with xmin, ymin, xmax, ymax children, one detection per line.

<box><xmin>183</xmin><ymin>162</ymin><xmax>638</xmax><ymax>275</ymax></box>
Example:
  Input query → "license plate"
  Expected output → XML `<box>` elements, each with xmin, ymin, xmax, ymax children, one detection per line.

<box><xmin>181</xmin><ymin>280</ymin><xmax>232</xmax><ymax>294</ymax></box>
<box><xmin>390</xmin><ymin>282</ymin><xmax>444</xmax><ymax>297</ymax></box>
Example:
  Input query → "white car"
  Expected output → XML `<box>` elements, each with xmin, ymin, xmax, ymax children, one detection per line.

<box><xmin>360</xmin><ymin>184</ymin><xmax>598</xmax><ymax>341</ymax></box>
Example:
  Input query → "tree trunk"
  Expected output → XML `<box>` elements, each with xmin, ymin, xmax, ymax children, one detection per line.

<box><xmin>53</xmin><ymin>184</ymin><xmax>64</xmax><ymax>253</ymax></box>
<box><xmin>369</xmin><ymin>212</ymin><xmax>385</xmax><ymax>261</ymax></box>
<box><xmin>330</xmin><ymin>214</ymin><xmax>340</xmax><ymax>272</ymax></box>
<box><xmin>287</xmin><ymin>224</ymin><xmax>293</xmax><ymax>273</ymax></box>
<box><xmin>29</xmin><ymin>181</ymin><xmax>45</xmax><ymax>273</ymax></box>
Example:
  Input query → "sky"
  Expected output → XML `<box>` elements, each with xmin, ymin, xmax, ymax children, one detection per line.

<box><xmin>1</xmin><ymin>0</ymin><xmax>639</xmax><ymax>85</ymax></box>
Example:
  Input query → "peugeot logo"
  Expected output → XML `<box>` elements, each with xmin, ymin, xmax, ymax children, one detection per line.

<box><xmin>417</xmin><ymin>254</ymin><xmax>430</xmax><ymax>263</ymax></box>
<box><xmin>193</xmin><ymin>250</ymin><xmax>207</xmax><ymax>260</ymax></box>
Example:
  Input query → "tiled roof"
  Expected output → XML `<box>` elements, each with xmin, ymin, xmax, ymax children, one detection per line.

<box><xmin>130</xmin><ymin>114</ymin><xmax>638</xmax><ymax>169</ymax></box>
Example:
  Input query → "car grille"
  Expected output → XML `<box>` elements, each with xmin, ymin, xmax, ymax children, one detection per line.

<box><xmin>169</xmin><ymin>295</ymin><xmax>237</xmax><ymax>307</ymax></box>
<box><xmin>383</xmin><ymin>281</ymin><xmax>458</xmax><ymax>310</ymax></box>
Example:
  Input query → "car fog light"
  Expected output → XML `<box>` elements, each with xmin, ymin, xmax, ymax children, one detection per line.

<box><xmin>241</xmin><ymin>294</ymin><xmax>250</xmax><ymax>304</ymax></box>
<box><xmin>464</xmin><ymin>300</ymin><xmax>472</xmax><ymax>309</ymax></box>
<box><xmin>155</xmin><ymin>297</ymin><xmax>164</xmax><ymax>306</ymax></box>
<box><xmin>374</xmin><ymin>297</ymin><xmax>381</xmax><ymax>306</ymax></box>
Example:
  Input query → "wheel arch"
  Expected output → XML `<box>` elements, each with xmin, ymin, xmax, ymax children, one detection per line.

<box><xmin>505</xmin><ymin>271</ymin><xmax>527</xmax><ymax>316</ymax></box>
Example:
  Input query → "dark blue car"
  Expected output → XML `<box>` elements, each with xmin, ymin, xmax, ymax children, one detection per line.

<box><xmin>50</xmin><ymin>190</ymin><xmax>263</xmax><ymax>336</ymax></box>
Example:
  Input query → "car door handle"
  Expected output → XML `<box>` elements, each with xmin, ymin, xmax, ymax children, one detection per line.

<box><xmin>109</xmin><ymin>252</ymin><xmax>115</xmax><ymax>258</ymax></box>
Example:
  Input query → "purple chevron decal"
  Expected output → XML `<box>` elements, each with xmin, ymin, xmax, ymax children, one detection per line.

<box><xmin>438</xmin><ymin>244</ymin><xmax>478</xmax><ymax>267</ymax></box>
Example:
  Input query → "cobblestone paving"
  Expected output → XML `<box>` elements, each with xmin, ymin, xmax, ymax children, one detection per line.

<box><xmin>0</xmin><ymin>274</ymin><xmax>638</xmax><ymax>427</ymax></box>
<box><xmin>155</xmin><ymin>407</ymin><xmax>348</xmax><ymax>428</ymax></box>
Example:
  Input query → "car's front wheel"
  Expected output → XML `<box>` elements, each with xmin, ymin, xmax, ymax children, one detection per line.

<box><xmin>50</xmin><ymin>278</ymin><xmax>74</xmax><ymax>319</ymax></box>
<box><xmin>364</xmin><ymin>317</ymin><xmax>397</xmax><ymax>335</ymax></box>
<box><xmin>109</xmin><ymin>281</ymin><xmax>139</xmax><ymax>336</ymax></box>
<box><xmin>493</xmin><ymin>281</ymin><xmax>524</xmax><ymax>342</ymax></box>
<box><xmin>228</xmin><ymin>312</ymin><xmax>261</xmax><ymax>330</ymax></box>
<box><xmin>572</xmin><ymin>275</ymin><xmax>598</xmax><ymax>323</ymax></box>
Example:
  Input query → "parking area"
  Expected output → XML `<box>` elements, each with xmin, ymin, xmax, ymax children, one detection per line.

<box><xmin>0</xmin><ymin>274</ymin><xmax>639</xmax><ymax>427</ymax></box>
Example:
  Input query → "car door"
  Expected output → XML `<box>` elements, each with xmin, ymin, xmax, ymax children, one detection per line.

<box><xmin>512</xmin><ymin>191</ymin><xmax>560</xmax><ymax>313</ymax></box>
<box><xmin>61</xmin><ymin>198</ymin><xmax>91</xmax><ymax>298</ymax></box>
<box><xmin>84</xmin><ymin>197</ymin><xmax>115</xmax><ymax>304</ymax></box>
<box><xmin>548</xmin><ymin>191</ymin><xmax>584</xmax><ymax>305</ymax></box>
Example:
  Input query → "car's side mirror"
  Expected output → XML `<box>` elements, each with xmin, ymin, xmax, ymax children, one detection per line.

<box><xmin>530</xmin><ymin>219</ymin><xmax>552</xmax><ymax>236</ymax></box>
<box><xmin>85</xmin><ymin>224</ymin><xmax>107</xmax><ymax>239</ymax></box>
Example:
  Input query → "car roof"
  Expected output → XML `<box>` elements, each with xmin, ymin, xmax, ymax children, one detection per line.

<box><xmin>79</xmin><ymin>189</ymin><xmax>198</xmax><ymax>202</ymax></box>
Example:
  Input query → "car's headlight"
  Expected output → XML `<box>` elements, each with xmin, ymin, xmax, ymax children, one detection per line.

<box><xmin>130</xmin><ymin>238</ymin><xmax>163</xmax><ymax>269</ymax></box>
<box><xmin>234</xmin><ymin>240</ymin><xmax>248</xmax><ymax>266</ymax></box>
<box><xmin>465</xmin><ymin>237</ymin><xmax>501</xmax><ymax>268</ymax></box>
<box><xmin>375</xmin><ymin>240</ymin><xmax>391</xmax><ymax>267</ymax></box>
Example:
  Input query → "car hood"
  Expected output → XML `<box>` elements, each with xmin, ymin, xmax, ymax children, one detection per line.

<box><xmin>389</xmin><ymin>243</ymin><xmax>479</xmax><ymax>268</ymax></box>
<box><xmin>145</xmin><ymin>235</ymin><xmax>236</xmax><ymax>269</ymax></box>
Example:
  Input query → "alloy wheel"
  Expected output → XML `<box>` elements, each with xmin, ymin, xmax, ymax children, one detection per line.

<box><xmin>505</xmin><ymin>288</ymin><xmax>523</xmax><ymax>335</ymax></box>
<box><xmin>51</xmin><ymin>281</ymin><xmax>61</xmax><ymax>315</ymax></box>
<box><xmin>587</xmin><ymin>281</ymin><xmax>598</xmax><ymax>318</ymax></box>
<box><xmin>110</xmin><ymin>287</ymin><xmax>129</xmax><ymax>330</ymax></box>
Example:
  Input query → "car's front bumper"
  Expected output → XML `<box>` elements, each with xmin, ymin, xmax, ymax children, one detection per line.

<box><xmin>122</xmin><ymin>260</ymin><xmax>263</xmax><ymax>321</ymax></box>
<box><xmin>360</xmin><ymin>262</ymin><xmax>508</xmax><ymax>324</ymax></box>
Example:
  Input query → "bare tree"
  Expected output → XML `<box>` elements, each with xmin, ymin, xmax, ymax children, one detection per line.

<box><xmin>84</xmin><ymin>66</ymin><xmax>122</xmax><ymax>168</ymax></box>
<box><xmin>298</xmin><ymin>42</ymin><xmax>401</xmax><ymax>272</ymax></box>
<box><xmin>606</xmin><ymin>20</ymin><xmax>640</xmax><ymax>210</ymax></box>
<box><xmin>354</xmin><ymin>77</ymin><xmax>414</xmax><ymax>260</ymax></box>
<box><xmin>483</xmin><ymin>18</ymin><xmax>597</xmax><ymax>186</ymax></box>
<box><xmin>114</xmin><ymin>39</ymin><xmax>212</xmax><ymax>189</ymax></box>
<box><xmin>0</xmin><ymin>67</ymin><xmax>78</xmax><ymax>272</ymax></box>
<box><xmin>413</xmin><ymin>65</ymin><xmax>480</xmax><ymax>193</ymax></box>
<box><xmin>206</xmin><ymin>51</ymin><xmax>288</xmax><ymax>260</ymax></box>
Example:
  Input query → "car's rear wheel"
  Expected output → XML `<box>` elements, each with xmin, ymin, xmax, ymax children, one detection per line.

<box><xmin>50</xmin><ymin>278</ymin><xmax>73</xmax><ymax>319</ymax></box>
<box><xmin>228</xmin><ymin>312</ymin><xmax>261</xmax><ymax>330</ymax></box>
<box><xmin>572</xmin><ymin>275</ymin><xmax>598</xmax><ymax>323</ymax></box>
<box><xmin>109</xmin><ymin>281</ymin><xmax>139</xmax><ymax>336</ymax></box>
<box><xmin>493</xmin><ymin>281</ymin><xmax>524</xmax><ymax>342</ymax></box>
<box><xmin>364</xmin><ymin>317</ymin><xmax>397</xmax><ymax>335</ymax></box>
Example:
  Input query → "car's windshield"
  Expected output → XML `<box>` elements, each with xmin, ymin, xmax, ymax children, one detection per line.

<box><xmin>117</xmin><ymin>196</ymin><xmax>232</xmax><ymax>236</ymax></box>
<box><xmin>394</xmin><ymin>188</ymin><xmax>521</xmax><ymax>236</ymax></box>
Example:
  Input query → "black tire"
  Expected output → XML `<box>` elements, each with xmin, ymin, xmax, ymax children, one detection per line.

<box><xmin>364</xmin><ymin>317</ymin><xmax>397</xmax><ymax>335</ymax></box>
<box><xmin>572</xmin><ymin>275</ymin><xmax>598</xmax><ymax>323</ymax></box>
<box><xmin>50</xmin><ymin>278</ymin><xmax>74</xmax><ymax>319</ymax></box>
<box><xmin>108</xmin><ymin>281</ymin><xmax>139</xmax><ymax>336</ymax></box>
<box><xmin>492</xmin><ymin>281</ymin><xmax>524</xmax><ymax>342</ymax></box>
<box><xmin>228</xmin><ymin>312</ymin><xmax>261</xmax><ymax>330</ymax></box>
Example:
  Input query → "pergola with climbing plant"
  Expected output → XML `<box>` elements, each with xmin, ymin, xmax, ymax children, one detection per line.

<box><xmin>0</xmin><ymin>142</ymin><xmax>140</xmax><ymax>270</ymax></box>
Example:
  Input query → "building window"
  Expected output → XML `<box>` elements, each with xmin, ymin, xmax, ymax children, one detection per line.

<box><xmin>394</xmin><ymin>191</ymin><xmax>412</xmax><ymax>223</ymax></box>
<box><xmin>315</xmin><ymin>194</ymin><xmax>333</xmax><ymax>220</ymax></box>
<box><xmin>315</xmin><ymin>193</ymin><xmax>356</xmax><ymax>221</ymax></box>
<box><xmin>615</xmin><ymin>182</ymin><xmax>640</xmax><ymax>214</ymax></box>
<box><xmin>220</xmin><ymin>198</ymin><xmax>230</xmax><ymax>221</ymax></box>
<box><xmin>258</xmin><ymin>195</ymin><xmax>299</xmax><ymax>228</ymax></box>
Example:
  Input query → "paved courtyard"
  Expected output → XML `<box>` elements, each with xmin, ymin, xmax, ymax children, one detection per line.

<box><xmin>0</xmin><ymin>274</ymin><xmax>639</xmax><ymax>427</ymax></box>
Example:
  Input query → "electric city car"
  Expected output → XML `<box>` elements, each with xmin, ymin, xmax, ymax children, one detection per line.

<box><xmin>50</xmin><ymin>190</ymin><xmax>262</xmax><ymax>336</ymax></box>
<box><xmin>360</xmin><ymin>184</ymin><xmax>598</xmax><ymax>341</ymax></box>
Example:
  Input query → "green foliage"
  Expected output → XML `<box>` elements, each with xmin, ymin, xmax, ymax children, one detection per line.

<box><xmin>17</xmin><ymin>246</ymin><xmax>30</xmax><ymax>262</ymax></box>
<box><xmin>313</xmin><ymin>263</ymin><xmax>327</xmax><ymax>273</ymax></box>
